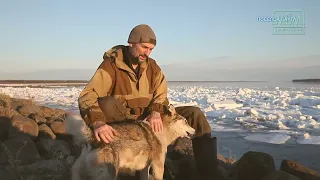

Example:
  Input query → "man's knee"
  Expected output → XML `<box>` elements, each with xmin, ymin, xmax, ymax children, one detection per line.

<box><xmin>176</xmin><ymin>106</ymin><xmax>211</xmax><ymax>137</ymax></box>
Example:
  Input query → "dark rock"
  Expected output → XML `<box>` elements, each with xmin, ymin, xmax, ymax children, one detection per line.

<box><xmin>0</xmin><ymin>116</ymin><xmax>10</xmax><ymax>141</ymax></box>
<box><xmin>17</xmin><ymin>159</ymin><xmax>70</xmax><ymax>180</ymax></box>
<box><xmin>0</xmin><ymin>136</ymin><xmax>41</xmax><ymax>166</ymax></box>
<box><xmin>167</xmin><ymin>137</ymin><xmax>194</xmax><ymax>160</ymax></box>
<box><xmin>0</xmin><ymin>166</ymin><xmax>15</xmax><ymax>180</ymax></box>
<box><xmin>36</xmin><ymin>138</ymin><xmax>71</xmax><ymax>160</ymax></box>
<box><xmin>281</xmin><ymin>159</ymin><xmax>320</xmax><ymax>180</ymax></box>
<box><xmin>261</xmin><ymin>170</ymin><xmax>301</xmax><ymax>180</ymax></box>
<box><xmin>229</xmin><ymin>151</ymin><xmax>276</xmax><ymax>180</ymax></box>
<box><xmin>8</xmin><ymin>115</ymin><xmax>38</xmax><ymax>140</ymax></box>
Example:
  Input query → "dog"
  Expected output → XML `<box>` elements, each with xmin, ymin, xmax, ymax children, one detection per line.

<box><xmin>65</xmin><ymin>104</ymin><xmax>196</xmax><ymax>180</ymax></box>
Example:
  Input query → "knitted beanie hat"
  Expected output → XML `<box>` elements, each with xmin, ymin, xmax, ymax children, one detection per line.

<box><xmin>127</xmin><ymin>24</ymin><xmax>156</xmax><ymax>45</ymax></box>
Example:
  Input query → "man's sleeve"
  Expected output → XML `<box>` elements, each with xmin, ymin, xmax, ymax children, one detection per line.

<box><xmin>78</xmin><ymin>60</ymin><xmax>114</xmax><ymax>126</ymax></box>
<box><xmin>148</xmin><ymin>68</ymin><xmax>169</xmax><ymax>114</ymax></box>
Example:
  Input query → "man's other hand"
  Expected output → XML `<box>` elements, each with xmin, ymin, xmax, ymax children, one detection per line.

<box><xmin>93</xmin><ymin>121</ymin><xmax>118</xmax><ymax>143</ymax></box>
<box><xmin>147</xmin><ymin>111</ymin><xmax>163</xmax><ymax>134</ymax></box>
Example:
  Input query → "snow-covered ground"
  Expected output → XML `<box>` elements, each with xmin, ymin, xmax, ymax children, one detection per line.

<box><xmin>1</xmin><ymin>82</ymin><xmax>320</xmax><ymax>146</ymax></box>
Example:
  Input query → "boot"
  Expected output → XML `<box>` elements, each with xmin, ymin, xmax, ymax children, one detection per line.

<box><xmin>192</xmin><ymin>136</ymin><xmax>224</xmax><ymax>180</ymax></box>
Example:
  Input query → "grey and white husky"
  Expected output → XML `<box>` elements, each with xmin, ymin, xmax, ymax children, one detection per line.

<box><xmin>65</xmin><ymin>104</ymin><xmax>195</xmax><ymax>180</ymax></box>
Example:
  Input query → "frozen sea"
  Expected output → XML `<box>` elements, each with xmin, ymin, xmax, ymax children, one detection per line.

<box><xmin>1</xmin><ymin>81</ymin><xmax>320</xmax><ymax>171</ymax></box>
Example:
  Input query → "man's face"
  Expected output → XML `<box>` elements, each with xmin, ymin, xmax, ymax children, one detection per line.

<box><xmin>129</xmin><ymin>43</ymin><xmax>155</xmax><ymax>64</ymax></box>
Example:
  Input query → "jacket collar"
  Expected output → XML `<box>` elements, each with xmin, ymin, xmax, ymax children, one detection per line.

<box><xmin>103</xmin><ymin>45</ymin><xmax>149</xmax><ymax>74</ymax></box>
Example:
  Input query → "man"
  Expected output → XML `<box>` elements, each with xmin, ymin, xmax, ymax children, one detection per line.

<box><xmin>78</xmin><ymin>24</ymin><xmax>223</xmax><ymax>179</ymax></box>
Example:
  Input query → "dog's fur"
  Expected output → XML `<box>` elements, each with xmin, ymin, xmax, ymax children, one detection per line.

<box><xmin>65</xmin><ymin>105</ymin><xmax>195</xmax><ymax>180</ymax></box>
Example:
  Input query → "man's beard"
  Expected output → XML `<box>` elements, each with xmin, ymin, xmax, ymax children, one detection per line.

<box><xmin>132</xmin><ymin>54</ymin><xmax>147</xmax><ymax>64</ymax></box>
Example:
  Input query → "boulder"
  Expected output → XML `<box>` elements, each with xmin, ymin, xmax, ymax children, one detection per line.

<box><xmin>281</xmin><ymin>160</ymin><xmax>320</xmax><ymax>180</ymax></box>
<box><xmin>0</xmin><ymin>116</ymin><xmax>11</xmax><ymax>141</ymax></box>
<box><xmin>0</xmin><ymin>136</ymin><xmax>41</xmax><ymax>166</ymax></box>
<box><xmin>0</xmin><ymin>93</ymin><xmax>11</xmax><ymax>109</ymax></box>
<box><xmin>229</xmin><ymin>151</ymin><xmax>276</xmax><ymax>180</ymax></box>
<box><xmin>38</xmin><ymin>124</ymin><xmax>56</xmax><ymax>140</ymax></box>
<box><xmin>17</xmin><ymin>104</ymin><xmax>43</xmax><ymax>118</ymax></box>
<box><xmin>261</xmin><ymin>170</ymin><xmax>301</xmax><ymax>180</ymax></box>
<box><xmin>36</xmin><ymin>138</ymin><xmax>71</xmax><ymax>160</ymax></box>
<box><xmin>28</xmin><ymin>113</ymin><xmax>47</xmax><ymax>124</ymax></box>
<box><xmin>10</xmin><ymin>98</ymin><xmax>33</xmax><ymax>111</ymax></box>
<box><xmin>8</xmin><ymin>115</ymin><xmax>38</xmax><ymax>140</ymax></box>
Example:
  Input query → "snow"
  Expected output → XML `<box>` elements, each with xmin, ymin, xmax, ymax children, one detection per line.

<box><xmin>1</xmin><ymin>82</ymin><xmax>320</xmax><ymax>145</ymax></box>
<box><xmin>244</xmin><ymin>133</ymin><xmax>291</xmax><ymax>144</ymax></box>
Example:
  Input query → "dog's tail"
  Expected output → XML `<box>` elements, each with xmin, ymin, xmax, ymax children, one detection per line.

<box><xmin>65</xmin><ymin>114</ymin><xmax>95</xmax><ymax>148</ymax></box>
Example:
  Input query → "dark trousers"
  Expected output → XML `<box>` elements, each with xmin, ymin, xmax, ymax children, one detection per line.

<box><xmin>98</xmin><ymin>96</ymin><xmax>212</xmax><ymax>138</ymax></box>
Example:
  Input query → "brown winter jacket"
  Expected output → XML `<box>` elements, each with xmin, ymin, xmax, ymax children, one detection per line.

<box><xmin>78</xmin><ymin>45</ymin><xmax>169</xmax><ymax>126</ymax></box>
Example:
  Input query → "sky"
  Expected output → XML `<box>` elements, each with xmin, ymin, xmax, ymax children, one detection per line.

<box><xmin>0</xmin><ymin>0</ymin><xmax>319</xmax><ymax>81</ymax></box>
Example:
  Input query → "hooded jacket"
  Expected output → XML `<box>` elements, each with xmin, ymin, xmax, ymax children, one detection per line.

<box><xmin>78</xmin><ymin>45</ymin><xmax>169</xmax><ymax>126</ymax></box>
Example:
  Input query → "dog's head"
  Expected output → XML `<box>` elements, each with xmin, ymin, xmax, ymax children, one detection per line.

<box><xmin>161</xmin><ymin>105</ymin><xmax>196</xmax><ymax>139</ymax></box>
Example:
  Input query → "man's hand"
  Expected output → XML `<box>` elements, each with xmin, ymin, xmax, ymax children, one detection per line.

<box><xmin>147</xmin><ymin>111</ymin><xmax>163</xmax><ymax>134</ymax></box>
<box><xmin>93</xmin><ymin>121</ymin><xmax>118</xmax><ymax>143</ymax></box>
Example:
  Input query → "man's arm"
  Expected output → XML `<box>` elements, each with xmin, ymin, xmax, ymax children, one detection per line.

<box><xmin>148</xmin><ymin>67</ymin><xmax>169</xmax><ymax>114</ymax></box>
<box><xmin>78</xmin><ymin>60</ymin><xmax>115</xmax><ymax>127</ymax></box>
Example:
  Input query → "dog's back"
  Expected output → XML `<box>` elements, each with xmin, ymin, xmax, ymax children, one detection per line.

<box><xmin>65</xmin><ymin>115</ymin><xmax>163</xmax><ymax>179</ymax></box>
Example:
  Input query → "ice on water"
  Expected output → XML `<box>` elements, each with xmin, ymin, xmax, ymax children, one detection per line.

<box><xmin>1</xmin><ymin>83</ymin><xmax>320</xmax><ymax>145</ymax></box>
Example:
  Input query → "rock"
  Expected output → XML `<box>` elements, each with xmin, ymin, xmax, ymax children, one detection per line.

<box><xmin>28</xmin><ymin>113</ymin><xmax>47</xmax><ymax>124</ymax></box>
<box><xmin>10</xmin><ymin>98</ymin><xmax>33</xmax><ymax>111</ymax></box>
<box><xmin>46</xmin><ymin>116</ymin><xmax>64</xmax><ymax>125</ymax></box>
<box><xmin>261</xmin><ymin>170</ymin><xmax>301</xmax><ymax>180</ymax></box>
<box><xmin>39</xmin><ymin>106</ymin><xmax>66</xmax><ymax>118</ymax></box>
<box><xmin>229</xmin><ymin>151</ymin><xmax>276</xmax><ymax>180</ymax></box>
<box><xmin>16</xmin><ymin>159</ymin><xmax>70</xmax><ymax>180</ymax></box>
<box><xmin>36</xmin><ymin>138</ymin><xmax>71</xmax><ymax>160</ymax></box>
<box><xmin>8</xmin><ymin>115</ymin><xmax>38</xmax><ymax>140</ymax></box>
<box><xmin>17</xmin><ymin>104</ymin><xmax>43</xmax><ymax>117</ymax></box>
<box><xmin>280</xmin><ymin>159</ymin><xmax>320</xmax><ymax>180</ymax></box>
<box><xmin>50</xmin><ymin>121</ymin><xmax>66</xmax><ymax>135</ymax></box>
<box><xmin>166</xmin><ymin>137</ymin><xmax>197</xmax><ymax>180</ymax></box>
<box><xmin>174</xmin><ymin>156</ymin><xmax>198</xmax><ymax>180</ymax></box>
<box><xmin>54</xmin><ymin>108</ymin><xmax>67</xmax><ymax>118</ymax></box>
<box><xmin>0</xmin><ymin>166</ymin><xmax>15</xmax><ymax>180</ymax></box>
<box><xmin>0</xmin><ymin>136</ymin><xmax>41</xmax><ymax>166</ymax></box>
<box><xmin>38</xmin><ymin>124</ymin><xmax>56</xmax><ymax>139</ymax></box>
<box><xmin>0</xmin><ymin>116</ymin><xmax>10</xmax><ymax>141</ymax></box>
<box><xmin>167</xmin><ymin>137</ymin><xmax>194</xmax><ymax>159</ymax></box>
<box><xmin>38</xmin><ymin>106</ymin><xmax>55</xmax><ymax>117</ymax></box>
<box><xmin>0</xmin><ymin>93</ymin><xmax>11</xmax><ymax>109</ymax></box>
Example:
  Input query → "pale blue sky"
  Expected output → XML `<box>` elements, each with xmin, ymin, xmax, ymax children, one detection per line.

<box><xmin>0</xmin><ymin>0</ymin><xmax>319</xmax><ymax>80</ymax></box>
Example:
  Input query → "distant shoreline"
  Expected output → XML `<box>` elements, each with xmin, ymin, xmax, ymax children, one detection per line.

<box><xmin>0</xmin><ymin>80</ymin><xmax>268</xmax><ymax>84</ymax></box>
<box><xmin>292</xmin><ymin>79</ymin><xmax>320</xmax><ymax>83</ymax></box>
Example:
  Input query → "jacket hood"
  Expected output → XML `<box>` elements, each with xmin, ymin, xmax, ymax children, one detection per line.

<box><xmin>103</xmin><ymin>45</ymin><xmax>126</xmax><ymax>60</ymax></box>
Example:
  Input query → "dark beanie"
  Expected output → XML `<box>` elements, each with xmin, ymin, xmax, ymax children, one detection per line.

<box><xmin>127</xmin><ymin>24</ymin><xmax>156</xmax><ymax>45</ymax></box>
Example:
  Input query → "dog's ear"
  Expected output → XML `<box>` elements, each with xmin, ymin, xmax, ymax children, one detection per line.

<box><xmin>168</xmin><ymin>104</ymin><xmax>176</xmax><ymax>115</ymax></box>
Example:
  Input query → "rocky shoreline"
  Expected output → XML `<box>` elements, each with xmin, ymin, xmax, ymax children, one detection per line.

<box><xmin>0</xmin><ymin>93</ymin><xmax>319</xmax><ymax>180</ymax></box>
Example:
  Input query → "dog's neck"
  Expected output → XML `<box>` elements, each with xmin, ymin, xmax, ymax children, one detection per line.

<box><xmin>142</xmin><ymin>120</ymin><xmax>176</xmax><ymax>152</ymax></box>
